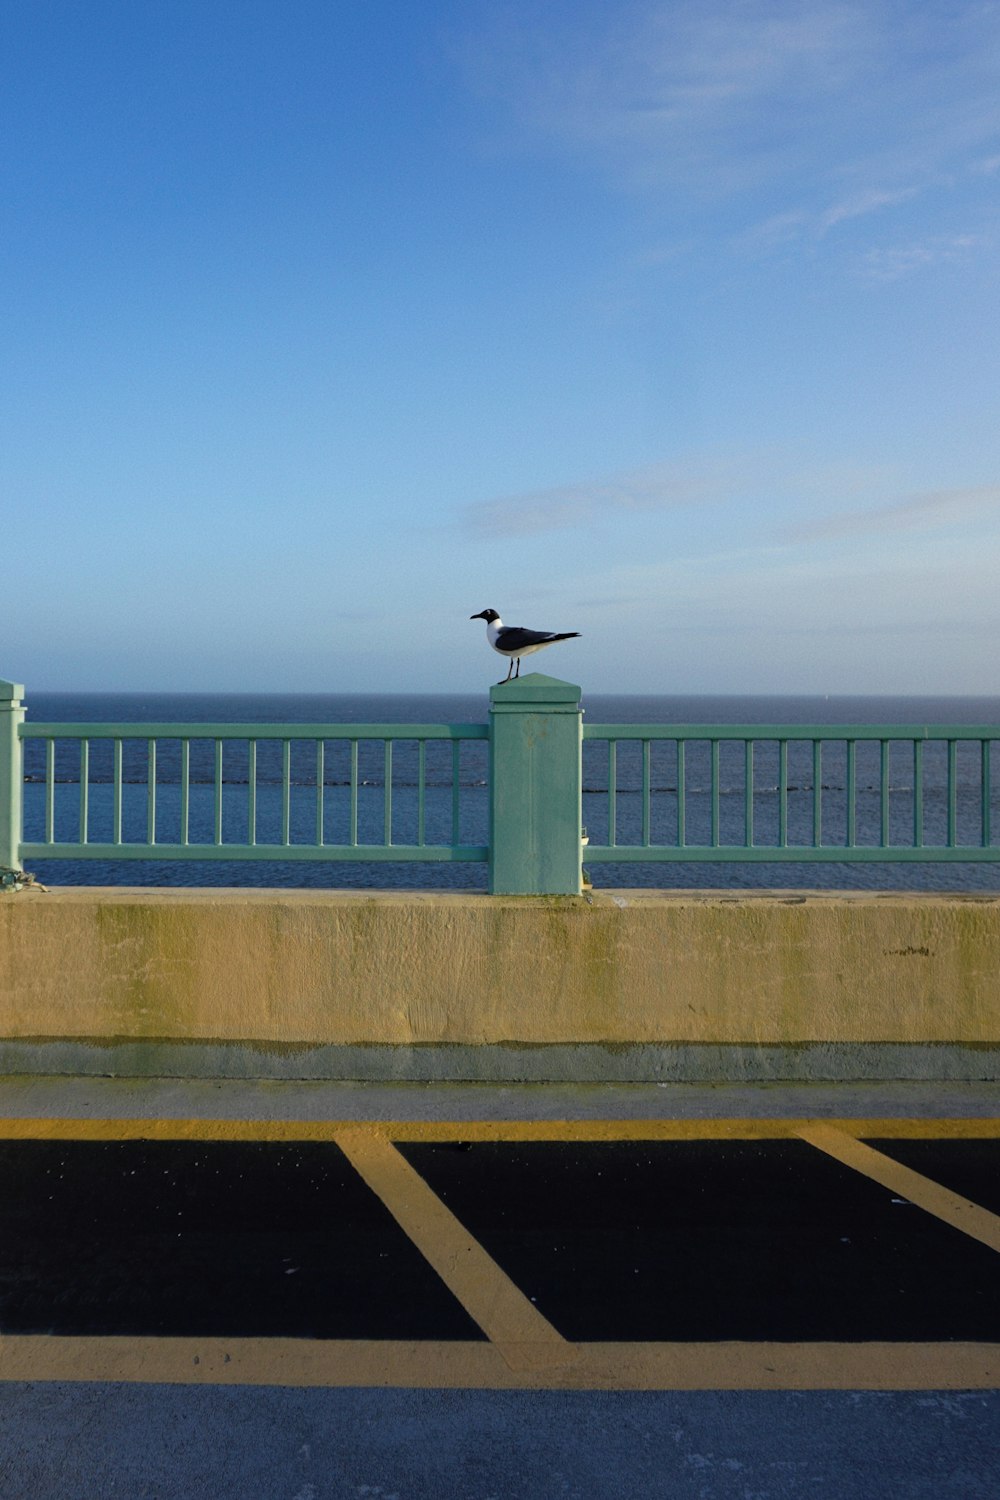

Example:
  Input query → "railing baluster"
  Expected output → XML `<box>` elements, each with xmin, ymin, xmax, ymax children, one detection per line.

<box><xmin>677</xmin><ymin>740</ymin><xmax>686</xmax><ymax>846</ymax></box>
<box><xmin>113</xmin><ymin>740</ymin><xmax>123</xmax><ymax>844</ymax></box>
<box><xmin>350</xmin><ymin>740</ymin><xmax>359</xmax><ymax>846</ymax></box>
<box><xmin>316</xmin><ymin>741</ymin><xmax>325</xmax><ymax>846</ymax></box>
<box><xmin>711</xmin><ymin>740</ymin><xmax>720</xmax><ymax>847</ymax></box>
<box><xmin>247</xmin><ymin>740</ymin><xmax>256</xmax><ymax>845</ymax></box>
<box><xmin>641</xmin><ymin>740</ymin><xmax>651</xmax><ymax>846</ymax></box>
<box><xmin>215</xmin><ymin>740</ymin><xmax>224</xmax><ymax>845</ymax></box>
<box><xmin>744</xmin><ymin>740</ymin><xmax>754</xmax><ymax>847</ymax></box>
<box><xmin>417</xmin><ymin>740</ymin><xmax>426</xmax><ymax>846</ymax></box>
<box><xmin>778</xmin><ymin>740</ymin><xmax>788</xmax><ymax>847</ymax></box>
<box><xmin>948</xmin><ymin>740</ymin><xmax>957</xmax><ymax>847</ymax></box>
<box><xmin>983</xmin><ymin>740</ymin><xmax>992</xmax><ymax>847</ymax></box>
<box><xmin>45</xmin><ymin>739</ymin><xmax>55</xmax><ymax>843</ymax></box>
<box><xmin>281</xmin><ymin>740</ymin><xmax>291</xmax><ymax>845</ymax></box>
<box><xmin>880</xmin><ymin>739</ymin><xmax>890</xmax><ymax>847</ymax></box>
<box><xmin>608</xmin><ymin>739</ymin><xmax>617</xmax><ymax>847</ymax></box>
<box><xmin>451</xmin><ymin>740</ymin><xmax>460</xmax><ymax>846</ymax></box>
<box><xmin>147</xmin><ymin>739</ymin><xmax>157</xmax><ymax>845</ymax></box>
<box><xmin>79</xmin><ymin>740</ymin><xmax>89</xmax><ymax>844</ymax></box>
<box><xmin>846</xmin><ymin>740</ymin><xmax>856</xmax><ymax>848</ymax></box>
<box><xmin>384</xmin><ymin>741</ymin><xmax>393</xmax><ymax>846</ymax></box>
<box><xmin>181</xmin><ymin>740</ymin><xmax>190</xmax><ymax>845</ymax></box>
<box><xmin>913</xmin><ymin>739</ymin><xmax>923</xmax><ymax>848</ymax></box>
<box><xmin>812</xmin><ymin>740</ymin><xmax>822</xmax><ymax>847</ymax></box>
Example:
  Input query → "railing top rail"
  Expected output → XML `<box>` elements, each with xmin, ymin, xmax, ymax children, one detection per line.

<box><xmin>20</xmin><ymin>721</ymin><xmax>489</xmax><ymax>741</ymax></box>
<box><xmin>21</xmin><ymin>720</ymin><xmax>1000</xmax><ymax>742</ymax></box>
<box><xmin>583</xmin><ymin>722</ymin><xmax>1000</xmax><ymax>741</ymax></box>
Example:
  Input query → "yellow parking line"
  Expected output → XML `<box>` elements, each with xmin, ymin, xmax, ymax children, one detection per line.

<box><xmin>798</xmin><ymin>1123</ymin><xmax>1000</xmax><ymax>1254</ymax></box>
<box><xmin>373</xmin><ymin>1118</ymin><xmax>1000</xmax><ymax>1142</ymax></box>
<box><xmin>1</xmin><ymin>1336</ymin><xmax>998</xmax><ymax>1390</ymax></box>
<box><xmin>0</xmin><ymin>1117</ymin><xmax>998</xmax><ymax>1142</ymax></box>
<box><xmin>333</xmin><ymin>1127</ymin><xmax>574</xmax><ymax>1373</ymax></box>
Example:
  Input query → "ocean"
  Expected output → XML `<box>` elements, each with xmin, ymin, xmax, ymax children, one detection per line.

<box><xmin>20</xmin><ymin>691</ymin><xmax>1000</xmax><ymax>894</ymax></box>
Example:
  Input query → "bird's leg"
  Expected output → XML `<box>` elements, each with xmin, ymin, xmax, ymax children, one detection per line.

<box><xmin>514</xmin><ymin>658</ymin><xmax>521</xmax><ymax>678</ymax></box>
<box><xmin>499</xmin><ymin>659</ymin><xmax>515</xmax><ymax>684</ymax></box>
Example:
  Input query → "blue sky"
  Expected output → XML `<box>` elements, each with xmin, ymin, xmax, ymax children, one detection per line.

<box><xmin>3</xmin><ymin>0</ymin><xmax>999</xmax><ymax>694</ymax></box>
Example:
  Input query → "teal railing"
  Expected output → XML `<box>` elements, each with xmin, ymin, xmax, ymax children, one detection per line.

<box><xmin>2</xmin><ymin>675</ymin><xmax>999</xmax><ymax>893</ymax></box>
<box><xmin>14</xmin><ymin>720</ymin><xmax>488</xmax><ymax>865</ymax></box>
<box><xmin>581</xmin><ymin>723</ymin><xmax>998</xmax><ymax>863</ymax></box>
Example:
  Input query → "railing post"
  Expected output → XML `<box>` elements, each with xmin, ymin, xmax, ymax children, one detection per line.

<box><xmin>0</xmin><ymin>677</ymin><xmax>26</xmax><ymax>877</ymax></box>
<box><xmin>488</xmin><ymin>673</ymin><xmax>583</xmax><ymax>895</ymax></box>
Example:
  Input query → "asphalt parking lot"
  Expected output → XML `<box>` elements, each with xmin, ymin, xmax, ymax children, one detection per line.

<box><xmin>1</xmin><ymin>1082</ymin><xmax>998</xmax><ymax>1498</ymax></box>
<box><xmin>1</xmin><ymin>1111</ymin><xmax>998</xmax><ymax>1380</ymax></box>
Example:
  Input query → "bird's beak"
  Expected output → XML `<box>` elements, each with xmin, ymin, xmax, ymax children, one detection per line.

<box><xmin>470</xmin><ymin>612</ymin><xmax>485</xmax><ymax>620</ymax></box>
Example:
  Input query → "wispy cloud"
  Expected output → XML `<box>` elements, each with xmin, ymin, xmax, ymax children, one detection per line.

<box><xmin>462</xmin><ymin>461</ymin><xmax>728</xmax><ymax>539</ymax></box>
<box><xmin>462</xmin><ymin>453</ymin><xmax>896</xmax><ymax>540</ymax></box>
<box><xmin>460</xmin><ymin>1</ymin><xmax>1000</xmax><ymax>281</ymax></box>
<box><xmin>784</xmin><ymin>484</ymin><xmax>1000</xmax><ymax>542</ymax></box>
<box><xmin>739</xmin><ymin>145</ymin><xmax>997</xmax><ymax>261</ymax></box>
<box><xmin>460</xmin><ymin>3</ymin><xmax>1000</xmax><ymax>192</ymax></box>
<box><xmin>460</xmin><ymin>1</ymin><xmax>873</xmax><ymax>194</ymax></box>
<box><xmin>819</xmin><ymin>186</ymin><xmax>920</xmax><ymax>232</ymax></box>
<box><xmin>858</xmin><ymin>233</ymin><xmax>990</xmax><ymax>280</ymax></box>
<box><xmin>739</xmin><ymin>208</ymin><xmax>811</xmax><ymax>251</ymax></box>
<box><xmin>738</xmin><ymin>182</ymin><xmax>925</xmax><ymax>253</ymax></box>
<box><xmin>591</xmin><ymin>537</ymin><xmax>1000</xmax><ymax>641</ymax></box>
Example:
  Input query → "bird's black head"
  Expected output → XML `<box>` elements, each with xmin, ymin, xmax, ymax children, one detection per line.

<box><xmin>470</xmin><ymin>609</ymin><xmax>499</xmax><ymax>622</ymax></box>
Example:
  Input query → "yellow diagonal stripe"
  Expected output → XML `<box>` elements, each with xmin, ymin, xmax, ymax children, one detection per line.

<box><xmin>333</xmin><ymin>1126</ymin><xmax>574</xmax><ymax>1372</ymax></box>
<box><xmin>798</xmin><ymin>1123</ymin><xmax>1000</xmax><ymax>1254</ymax></box>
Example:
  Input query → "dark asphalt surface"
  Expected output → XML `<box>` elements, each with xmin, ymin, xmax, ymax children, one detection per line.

<box><xmin>0</xmin><ymin>1140</ymin><xmax>481</xmax><ymax>1339</ymax></box>
<box><xmin>400</xmin><ymin>1138</ymin><xmax>1000</xmax><ymax>1342</ymax></box>
<box><xmin>1</xmin><ymin>1128</ymin><xmax>998</xmax><ymax>1497</ymax></box>
<box><xmin>1</xmin><ymin>1137</ymin><xmax>998</xmax><ymax>1343</ymax></box>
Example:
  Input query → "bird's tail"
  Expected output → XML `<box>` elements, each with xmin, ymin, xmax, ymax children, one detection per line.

<box><xmin>550</xmin><ymin>632</ymin><xmax>581</xmax><ymax>641</ymax></box>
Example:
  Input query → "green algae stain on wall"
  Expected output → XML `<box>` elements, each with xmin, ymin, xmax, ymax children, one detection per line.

<box><xmin>94</xmin><ymin>901</ymin><xmax>203</xmax><ymax>1038</ymax></box>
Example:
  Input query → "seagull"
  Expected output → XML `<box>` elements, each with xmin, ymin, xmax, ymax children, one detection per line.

<box><xmin>470</xmin><ymin>608</ymin><xmax>581</xmax><ymax>683</ymax></box>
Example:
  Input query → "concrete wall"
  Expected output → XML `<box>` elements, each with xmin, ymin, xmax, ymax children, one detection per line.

<box><xmin>1</xmin><ymin>887</ymin><xmax>999</xmax><ymax>1081</ymax></box>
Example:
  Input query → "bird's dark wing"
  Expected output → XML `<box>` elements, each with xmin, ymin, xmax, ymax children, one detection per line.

<box><xmin>495</xmin><ymin>626</ymin><xmax>558</xmax><ymax>651</ymax></box>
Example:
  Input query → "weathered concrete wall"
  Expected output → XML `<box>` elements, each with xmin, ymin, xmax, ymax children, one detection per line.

<box><xmin>1</xmin><ymin>887</ymin><xmax>999</xmax><ymax>1080</ymax></box>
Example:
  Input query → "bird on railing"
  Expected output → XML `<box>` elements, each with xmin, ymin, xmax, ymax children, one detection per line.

<box><xmin>470</xmin><ymin>609</ymin><xmax>581</xmax><ymax>683</ymax></box>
